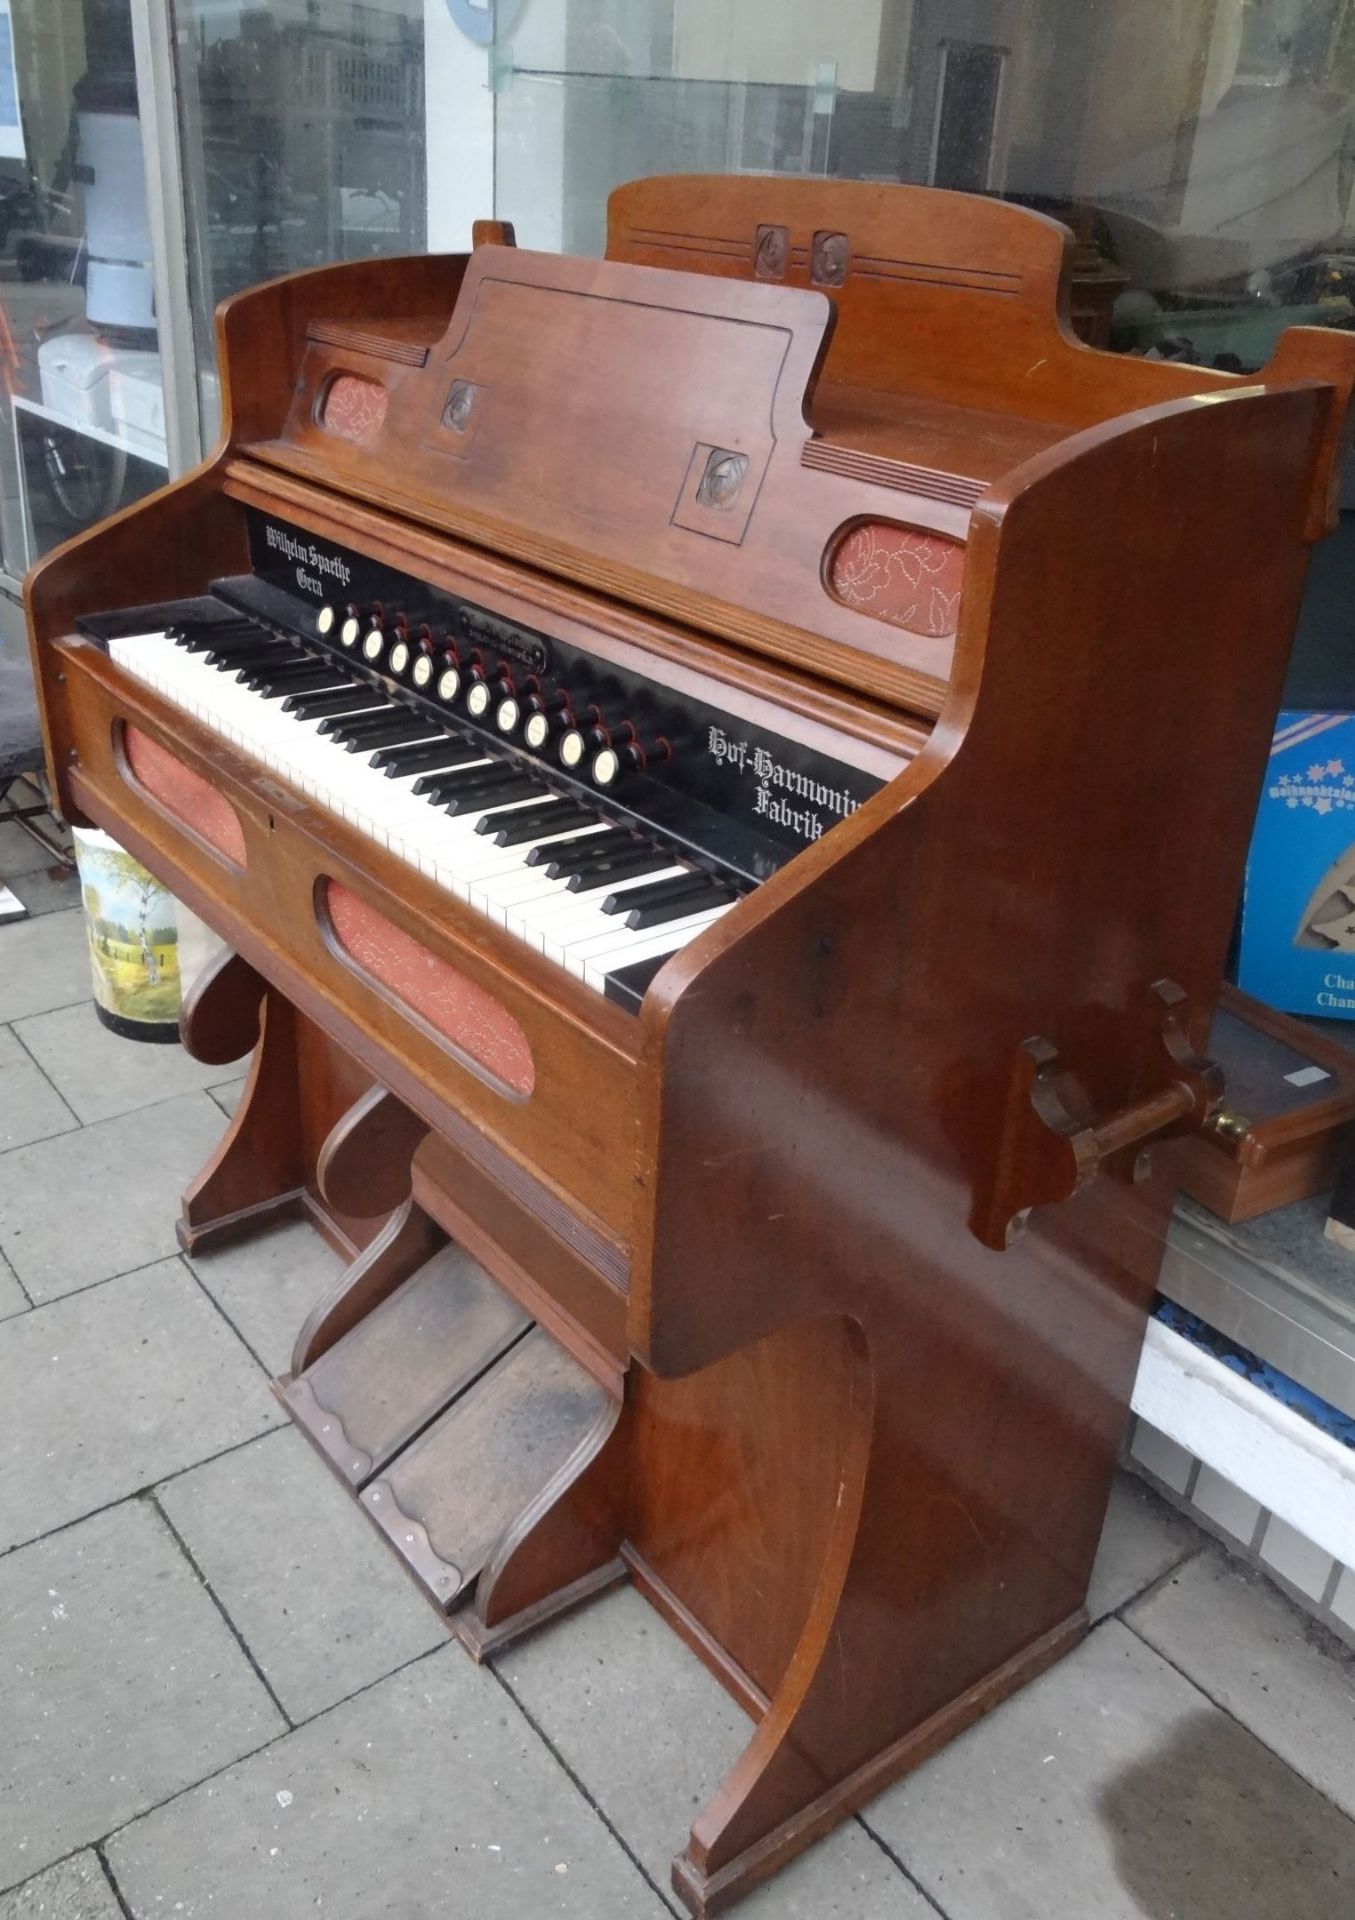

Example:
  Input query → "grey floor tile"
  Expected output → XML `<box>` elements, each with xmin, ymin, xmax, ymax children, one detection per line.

<box><xmin>7</xmin><ymin>864</ymin><xmax>81</xmax><ymax>920</ymax></box>
<box><xmin>0</xmin><ymin>1258</ymin><xmax>283</xmax><ymax>1553</ymax></box>
<box><xmin>0</xmin><ymin>1501</ymin><xmax>283</xmax><ymax>1894</ymax></box>
<box><xmin>502</xmin><ymin>1584</ymin><xmax>930</xmax><ymax>1916</ymax></box>
<box><xmin>158</xmin><ymin>1427</ymin><xmax>446</xmax><ymax>1723</ymax></box>
<box><xmin>863</xmin><ymin>1619</ymin><xmax>1355</xmax><ymax>1920</ymax></box>
<box><xmin>0</xmin><ymin>822</ymin><xmax>68</xmax><ymax>884</ymax></box>
<box><xmin>0</xmin><ymin>1026</ymin><xmax>78</xmax><ymax>1155</ymax></box>
<box><xmin>1127</xmin><ymin>1547</ymin><xmax>1355</xmax><ymax>1819</ymax></box>
<box><xmin>187</xmin><ymin>1216</ymin><xmax>342</xmax><ymax>1378</ymax></box>
<box><xmin>12</xmin><ymin>1002</ymin><xmax>246</xmax><ymax>1125</ymax></box>
<box><xmin>0</xmin><ymin>913</ymin><xmax>93</xmax><ymax>1024</ymax></box>
<box><xmin>1086</xmin><ymin>1470</ymin><xmax>1204</xmax><ymax>1622</ymax></box>
<box><xmin>0</xmin><ymin>1850</ymin><xmax>123</xmax><ymax>1918</ymax></box>
<box><xmin>107</xmin><ymin>1648</ymin><xmax>668</xmax><ymax>1920</ymax></box>
<box><xmin>209</xmin><ymin>1076</ymin><xmax>245</xmax><ymax>1118</ymax></box>
<box><xmin>0</xmin><ymin>1249</ymin><xmax>27</xmax><ymax>1323</ymax></box>
<box><xmin>0</xmin><ymin>1091</ymin><xmax>227</xmax><ymax>1300</ymax></box>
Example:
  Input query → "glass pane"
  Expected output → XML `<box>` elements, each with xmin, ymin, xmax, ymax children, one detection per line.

<box><xmin>0</xmin><ymin>0</ymin><xmax>167</xmax><ymax>575</ymax></box>
<box><xmin>490</xmin><ymin>0</ymin><xmax>1355</xmax><ymax>372</ymax></box>
<box><xmin>171</xmin><ymin>0</ymin><xmax>427</xmax><ymax>443</ymax></box>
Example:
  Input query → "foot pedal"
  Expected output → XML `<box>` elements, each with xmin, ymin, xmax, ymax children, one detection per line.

<box><xmin>360</xmin><ymin>1328</ymin><xmax>615</xmax><ymax>1610</ymax></box>
<box><xmin>284</xmin><ymin>1245</ymin><xmax>530</xmax><ymax>1486</ymax></box>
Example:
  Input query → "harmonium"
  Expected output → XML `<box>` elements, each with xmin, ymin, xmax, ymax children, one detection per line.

<box><xmin>25</xmin><ymin>176</ymin><xmax>1355</xmax><ymax>1911</ymax></box>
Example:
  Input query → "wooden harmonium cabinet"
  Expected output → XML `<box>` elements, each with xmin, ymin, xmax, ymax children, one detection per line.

<box><xmin>24</xmin><ymin>175</ymin><xmax>1355</xmax><ymax>1913</ymax></box>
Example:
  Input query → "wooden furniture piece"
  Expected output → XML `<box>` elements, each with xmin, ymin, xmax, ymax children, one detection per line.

<box><xmin>24</xmin><ymin>176</ymin><xmax>1355</xmax><ymax>1914</ymax></box>
<box><xmin>1176</xmin><ymin>983</ymin><xmax>1355</xmax><ymax>1223</ymax></box>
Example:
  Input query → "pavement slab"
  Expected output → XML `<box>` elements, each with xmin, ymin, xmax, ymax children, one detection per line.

<box><xmin>0</xmin><ymin>913</ymin><xmax>95</xmax><ymax>1024</ymax></box>
<box><xmin>12</xmin><ymin>1003</ymin><xmax>246</xmax><ymax>1125</ymax></box>
<box><xmin>0</xmin><ymin>1258</ymin><xmax>283</xmax><ymax>1554</ymax></box>
<box><xmin>862</xmin><ymin>1619</ymin><xmax>1355</xmax><ymax>1920</ymax></box>
<box><xmin>7</xmin><ymin>864</ymin><xmax>82</xmax><ymax>919</ymax></box>
<box><xmin>0</xmin><ymin>1091</ymin><xmax>228</xmax><ymax>1300</ymax></box>
<box><xmin>1086</xmin><ymin>1470</ymin><xmax>1203</xmax><ymax>1622</ymax></box>
<box><xmin>0</xmin><ymin>1249</ymin><xmax>26</xmax><ymax>1322</ymax></box>
<box><xmin>107</xmin><ymin>1647</ymin><xmax>669</xmax><ymax>1920</ymax></box>
<box><xmin>0</xmin><ymin>1851</ymin><xmax>123</xmax><ymax>1919</ymax></box>
<box><xmin>0</xmin><ymin>1501</ymin><xmax>284</xmax><ymax>1894</ymax></box>
<box><xmin>0</xmin><ymin>823</ymin><xmax>72</xmax><ymax>883</ymax></box>
<box><xmin>1127</xmin><ymin>1547</ymin><xmax>1355</xmax><ymax>1819</ymax></box>
<box><xmin>208</xmin><ymin>1078</ymin><xmax>245</xmax><ymax>1118</ymax></box>
<box><xmin>0</xmin><ymin>1026</ymin><xmax>79</xmax><ymax>1156</ymax></box>
<box><xmin>501</xmin><ymin>1583</ymin><xmax>931</xmax><ymax>1917</ymax></box>
<box><xmin>187</xmin><ymin>1216</ymin><xmax>342</xmax><ymax>1377</ymax></box>
<box><xmin>157</xmin><ymin>1427</ymin><xmax>447</xmax><ymax>1724</ymax></box>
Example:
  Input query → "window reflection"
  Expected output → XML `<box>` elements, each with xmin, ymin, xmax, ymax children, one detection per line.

<box><xmin>173</xmin><ymin>0</ymin><xmax>426</xmax><ymax>440</ymax></box>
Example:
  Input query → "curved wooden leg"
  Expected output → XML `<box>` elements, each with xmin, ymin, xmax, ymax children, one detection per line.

<box><xmin>454</xmin><ymin>1399</ymin><xmax>629</xmax><ymax>1660</ymax></box>
<box><xmin>290</xmin><ymin>1198</ymin><xmax>445</xmax><ymax>1376</ymax></box>
<box><xmin>317</xmin><ymin>1083</ymin><xmax>430</xmax><ymax>1221</ymax></box>
<box><xmin>669</xmin><ymin>1329</ymin><xmax>1088</xmax><ymax>1916</ymax></box>
<box><xmin>178</xmin><ymin>986</ymin><xmax>304</xmax><ymax>1252</ymax></box>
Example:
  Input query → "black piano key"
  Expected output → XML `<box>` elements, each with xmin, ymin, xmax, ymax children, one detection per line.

<box><xmin>174</xmin><ymin>621</ymin><xmax>263</xmax><ymax>650</ymax></box>
<box><xmin>201</xmin><ymin>634</ymin><xmax>281</xmax><ymax>660</ymax></box>
<box><xmin>410</xmin><ymin>759</ymin><xmax>503</xmax><ymax>797</ymax></box>
<box><xmin>216</xmin><ymin>644</ymin><xmax>288</xmax><ymax>672</ymax></box>
<box><xmin>534</xmin><ymin>827</ymin><xmax>636</xmax><ymax>873</ymax></box>
<box><xmin>478</xmin><ymin>801</ymin><xmax>594</xmax><ymax>844</ymax></box>
<box><xmin>285</xmin><ymin>686</ymin><xmax>385</xmax><ymax>718</ymax></box>
<box><xmin>240</xmin><ymin>658</ymin><xmax>325</xmax><ymax>690</ymax></box>
<box><xmin>343</xmin><ymin>718</ymin><xmax>439</xmax><ymax>753</ymax></box>
<box><xmin>442</xmin><ymin>774</ymin><xmax>544</xmax><ymax>816</ymax></box>
<box><xmin>603</xmin><ymin>950</ymin><xmax>677</xmax><ymax>1014</ymax></box>
<box><xmin>600</xmin><ymin>871</ymin><xmax>706</xmax><ymax>917</ymax></box>
<box><xmin>317</xmin><ymin>702</ymin><xmax>402</xmax><ymax>738</ymax></box>
<box><xmin>565</xmin><ymin>848</ymin><xmax>672</xmax><ymax>893</ymax></box>
<box><xmin>372</xmin><ymin>738</ymin><xmax>483</xmax><ymax>776</ymax></box>
<box><xmin>259</xmin><ymin>669</ymin><xmax>350</xmax><ymax>700</ymax></box>
<box><xmin>621</xmin><ymin>883</ymin><xmax>733</xmax><ymax>931</ymax></box>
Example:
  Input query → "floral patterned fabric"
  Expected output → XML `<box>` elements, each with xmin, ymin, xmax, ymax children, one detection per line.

<box><xmin>124</xmin><ymin>726</ymin><xmax>247</xmax><ymax>866</ymax></box>
<box><xmin>828</xmin><ymin>522</ymin><xmax>965</xmax><ymax>638</ymax></box>
<box><xmin>325</xmin><ymin>880</ymin><xmax>535</xmax><ymax>1096</ymax></box>
<box><xmin>322</xmin><ymin>374</ymin><xmax>389</xmax><ymax>444</ymax></box>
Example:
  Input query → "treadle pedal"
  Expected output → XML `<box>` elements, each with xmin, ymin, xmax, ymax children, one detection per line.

<box><xmin>360</xmin><ymin>1328</ymin><xmax>614</xmax><ymax>1610</ymax></box>
<box><xmin>283</xmin><ymin>1245</ymin><xmax>531</xmax><ymax>1487</ymax></box>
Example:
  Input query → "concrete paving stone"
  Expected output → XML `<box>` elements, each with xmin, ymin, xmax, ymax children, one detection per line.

<box><xmin>107</xmin><ymin>1647</ymin><xmax>669</xmax><ymax>1920</ymax></box>
<box><xmin>187</xmin><ymin>1217</ymin><xmax>342</xmax><ymax>1378</ymax></box>
<box><xmin>0</xmin><ymin>1091</ymin><xmax>227</xmax><ymax>1300</ymax></box>
<box><xmin>0</xmin><ymin>912</ymin><xmax>93</xmax><ymax>1024</ymax></box>
<box><xmin>0</xmin><ymin>822</ymin><xmax>68</xmax><ymax>883</ymax></box>
<box><xmin>1127</xmin><ymin>1547</ymin><xmax>1355</xmax><ymax>1819</ymax></box>
<box><xmin>208</xmin><ymin>1077</ymin><xmax>244</xmax><ymax>1118</ymax></box>
<box><xmin>501</xmin><ymin>1584</ymin><xmax>931</xmax><ymax>1917</ymax></box>
<box><xmin>0</xmin><ymin>1025</ymin><xmax>78</xmax><ymax>1155</ymax></box>
<box><xmin>1086</xmin><ymin>1470</ymin><xmax>1203</xmax><ymax>1622</ymax></box>
<box><xmin>863</xmin><ymin>1619</ymin><xmax>1355</xmax><ymax>1920</ymax></box>
<box><xmin>0</xmin><ymin>1502</ymin><xmax>283</xmax><ymax>1894</ymax></box>
<box><xmin>0</xmin><ymin>1851</ymin><xmax>123</xmax><ymax>1918</ymax></box>
<box><xmin>0</xmin><ymin>1248</ymin><xmax>27</xmax><ymax>1322</ymax></box>
<box><xmin>0</xmin><ymin>1258</ymin><xmax>283</xmax><ymax>1554</ymax></box>
<box><xmin>7</xmin><ymin>863</ymin><xmax>81</xmax><ymax>919</ymax></box>
<box><xmin>158</xmin><ymin>1427</ymin><xmax>446</xmax><ymax>1723</ymax></box>
<box><xmin>12</xmin><ymin>1002</ymin><xmax>247</xmax><ymax>1125</ymax></box>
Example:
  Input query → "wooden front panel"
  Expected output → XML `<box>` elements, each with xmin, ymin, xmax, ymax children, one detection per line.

<box><xmin>56</xmin><ymin>638</ymin><xmax>641</xmax><ymax>1246</ymax></box>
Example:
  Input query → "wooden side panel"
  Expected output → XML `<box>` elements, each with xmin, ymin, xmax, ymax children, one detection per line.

<box><xmin>630</xmin><ymin>383</ymin><xmax>1328</xmax><ymax>1891</ymax></box>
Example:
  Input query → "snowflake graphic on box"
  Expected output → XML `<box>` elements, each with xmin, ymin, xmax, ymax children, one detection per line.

<box><xmin>1271</xmin><ymin>765</ymin><xmax>1355</xmax><ymax>813</ymax></box>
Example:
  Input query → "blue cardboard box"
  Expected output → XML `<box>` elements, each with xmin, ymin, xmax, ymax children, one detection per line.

<box><xmin>1238</xmin><ymin>711</ymin><xmax>1355</xmax><ymax>1018</ymax></box>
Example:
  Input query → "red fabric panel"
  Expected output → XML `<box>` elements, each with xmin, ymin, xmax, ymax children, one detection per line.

<box><xmin>828</xmin><ymin>522</ymin><xmax>965</xmax><ymax>637</ymax></box>
<box><xmin>124</xmin><ymin>726</ymin><xmax>247</xmax><ymax>866</ymax></box>
<box><xmin>325</xmin><ymin>880</ymin><xmax>535</xmax><ymax>1096</ymax></box>
<box><xmin>321</xmin><ymin>374</ymin><xmax>389</xmax><ymax>443</ymax></box>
